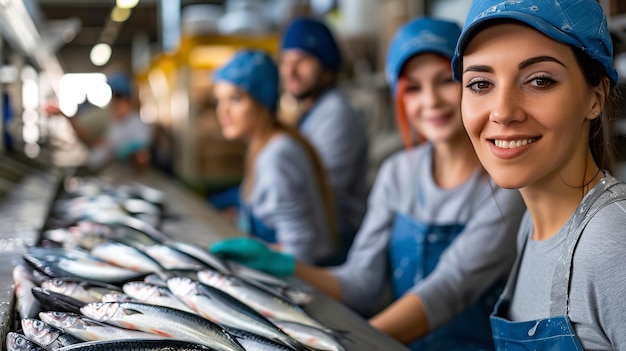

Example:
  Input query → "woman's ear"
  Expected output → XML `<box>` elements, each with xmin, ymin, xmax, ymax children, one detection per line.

<box><xmin>586</xmin><ymin>77</ymin><xmax>610</xmax><ymax>120</ymax></box>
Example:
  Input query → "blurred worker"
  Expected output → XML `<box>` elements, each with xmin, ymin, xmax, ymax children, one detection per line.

<box><xmin>45</xmin><ymin>73</ymin><xmax>153</xmax><ymax>172</ymax></box>
<box><xmin>212</xmin><ymin>50</ymin><xmax>339</xmax><ymax>265</ymax></box>
<box><xmin>279</xmin><ymin>17</ymin><xmax>369</xmax><ymax>262</ymax></box>
<box><xmin>212</xmin><ymin>17</ymin><xmax>526</xmax><ymax>349</ymax></box>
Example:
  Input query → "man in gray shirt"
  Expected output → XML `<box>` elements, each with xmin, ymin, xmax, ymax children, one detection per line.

<box><xmin>279</xmin><ymin>18</ymin><xmax>368</xmax><ymax>262</ymax></box>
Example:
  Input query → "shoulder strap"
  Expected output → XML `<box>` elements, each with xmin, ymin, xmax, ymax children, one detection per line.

<box><xmin>550</xmin><ymin>177</ymin><xmax>626</xmax><ymax>316</ymax></box>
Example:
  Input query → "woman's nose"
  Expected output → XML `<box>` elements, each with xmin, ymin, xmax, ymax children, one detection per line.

<box><xmin>489</xmin><ymin>84</ymin><xmax>526</xmax><ymax>125</ymax></box>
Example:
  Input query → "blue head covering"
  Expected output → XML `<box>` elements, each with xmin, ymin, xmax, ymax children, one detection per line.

<box><xmin>212</xmin><ymin>50</ymin><xmax>279</xmax><ymax>112</ymax></box>
<box><xmin>386</xmin><ymin>17</ymin><xmax>461</xmax><ymax>96</ymax></box>
<box><xmin>107</xmin><ymin>73</ymin><xmax>132</xmax><ymax>98</ymax></box>
<box><xmin>452</xmin><ymin>0</ymin><xmax>618</xmax><ymax>87</ymax></box>
<box><xmin>281</xmin><ymin>17</ymin><xmax>342</xmax><ymax>72</ymax></box>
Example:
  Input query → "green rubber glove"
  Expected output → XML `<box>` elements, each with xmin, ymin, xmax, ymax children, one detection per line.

<box><xmin>210</xmin><ymin>237</ymin><xmax>295</xmax><ymax>277</ymax></box>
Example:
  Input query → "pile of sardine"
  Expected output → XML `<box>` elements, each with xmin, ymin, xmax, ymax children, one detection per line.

<box><xmin>9</xmin><ymin>178</ymin><xmax>348</xmax><ymax>351</ymax></box>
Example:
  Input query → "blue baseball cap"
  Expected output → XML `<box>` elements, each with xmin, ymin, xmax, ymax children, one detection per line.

<box><xmin>452</xmin><ymin>0</ymin><xmax>618</xmax><ymax>87</ymax></box>
<box><xmin>212</xmin><ymin>50</ymin><xmax>279</xmax><ymax>112</ymax></box>
<box><xmin>107</xmin><ymin>73</ymin><xmax>133</xmax><ymax>98</ymax></box>
<box><xmin>386</xmin><ymin>17</ymin><xmax>461</xmax><ymax>96</ymax></box>
<box><xmin>281</xmin><ymin>17</ymin><xmax>342</xmax><ymax>72</ymax></box>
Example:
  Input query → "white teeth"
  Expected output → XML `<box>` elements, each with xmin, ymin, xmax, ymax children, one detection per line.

<box><xmin>494</xmin><ymin>138</ymin><xmax>537</xmax><ymax>149</ymax></box>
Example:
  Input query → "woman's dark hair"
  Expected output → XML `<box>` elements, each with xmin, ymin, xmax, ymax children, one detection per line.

<box><xmin>572</xmin><ymin>46</ymin><xmax>619</xmax><ymax>175</ymax></box>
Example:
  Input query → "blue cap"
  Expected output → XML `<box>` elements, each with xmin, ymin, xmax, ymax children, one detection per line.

<box><xmin>452</xmin><ymin>0</ymin><xmax>618</xmax><ymax>87</ymax></box>
<box><xmin>212</xmin><ymin>50</ymin><xmax>279</xmax><ymax>112</ymax></box>
<box><xmin>386</xmin><ymin>17</ymin><xmax>461</xmax><ymax>96</ymax></box>
<box><xmin>107</xmin><ymin>73</ymin><xmax>132</xmax><ymax>98</ymax></box>
<box><xmin>281</xmin><ymin>17</ymin><xmax>342</xmax><ymax>72</ymax></box>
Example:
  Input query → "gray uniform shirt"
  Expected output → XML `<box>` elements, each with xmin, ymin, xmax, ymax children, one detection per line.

<box><xmin>300</xmin><ymin>87</ymin><xmax>368</xmax><ymax>232</ymax></box>
<box><xmin>509</xmin><ymin>177</ymin><xmax>626</xmax><ymax>350</ymax></box>
<box><xmin>245</xmin><ymin>134</ymin><xmax>334</xmax><ymax>265</ymax></box>
<box><xmin>332</xmin><ymin>145</ymin><xmax>526</xmax><ymax>329</ymax></box>
<box><xmin>86</xmin><ymin>112</ymin><xmax>152</xmax><ymax>170</ymax></box>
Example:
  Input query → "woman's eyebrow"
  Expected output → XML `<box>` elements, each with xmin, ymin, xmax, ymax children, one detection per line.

<box><xmin>463</xmin><ymin>65</ymin><xmax>492</xmax><ymax>75</ymax></box>
<box><xmin>462</xmin><ymin>55</ymin><xmax>567</xmax><ymax>76</ymax></box>
<box><xmin>519</xmin><ymin>56</ymin><xmax>567</xmax><ymax>70</ymax></box>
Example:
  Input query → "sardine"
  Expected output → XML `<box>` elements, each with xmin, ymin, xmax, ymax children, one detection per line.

<box><xmin>226</xmin><ymin>327</ymin><xmax>294</xmax><ymax>351</ymax></box>
<box><xmin>198</xmin><ymin>270</ymin><xmax>326</xmax><ymax>330</ymax></box>
<box><xmin>167</xmin><ymin>277</ymin><xmax>305</xmax><ymax>350</ymax></box>
<box><xmin>141</xmin><ymin>244</ymin><xmax>207</xmax><ymax>270</ymax></box>
<box><xmin>23</xmin><ymin>247</ymin><xmax>146</xmax><ymax>283</ymax></box>
<box><xmin>32</xmin><ymin>287</ymin><xmax>85</xmax><ymax>314</ymax></box>
<box><xmin>229</xmin><ymin>262</ymin><xmax>313</xmax><ymax>305</ymax></box>
<box><xmin>165</xmin><ymin>241</ymin><xmax>232</xmax><ymax>274</ymax></box>
<box><xmin>56</xmin><ymin>338</ymin><xmax>215</xmax><ymax>351</ymax></box>
<box><xmin>90</xmin><ymin>241</ymin><xmax>164</xmax><ymax>274</ymax></box>
<box><xmin>12</xmin><ymin>264</ymin><xmax>41</xmax><ymax>319</ymax></box>
<box><xmin>21</xmin><ymin>318</ymin><xmax>83</xmax><ymax>349</ymax></box>
<box><xmin>79</xmin><ymin>302</ymin><xmax>245</xmax><ymax>351</ymax></box>
<box><xmin>122</xmin><ymin>281</ymin><xmax>195</xmax><ymax>313</ymax></box>
<box><xmin>39</xmin><ymin>311</ymin><xmax>165</xmax><ymax>342</ymax></box>
<box><xmin>100</xmin><ymin>293</ymin><xmax>135</xmax><ymax>303</ymax></box>
<box><xmin>6</xmin><ymin>332</ymin><xmax>46</xmax><ymax>351</ymax></box>
<box><xmin>271</xmin><ymin>320</ymin><xmax>347</xmax><ymax>351</ymax></box>
<box><xmin>40</xmin><ymin>278</ymin><xmax>122</xmax><ymax>303</ymax></box>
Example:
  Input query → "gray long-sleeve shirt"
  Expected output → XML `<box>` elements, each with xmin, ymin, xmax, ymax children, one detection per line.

<box><xmin>244</xmin><ymin>134</ymin><xmax>335</xmax><ymax>265</ymax></box>
<box><xmin>332</xmin><ymin>145</ymin><xmax>526</xmax><ymax>331</ymax></box>
<box><xmin>509</xmin><ymin>177</ymin><xmax>626</xmax><ymax>350</ymax></box>
<box><xmin>300</xmin><ymin>88</ymin><xmax>368</xmax><ymax>233</ymax></box>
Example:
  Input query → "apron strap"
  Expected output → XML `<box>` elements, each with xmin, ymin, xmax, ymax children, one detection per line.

<box><xmin>550</xmin><ymin>176</ymin><xmax>626</xmax><ymax>316</ymax></box>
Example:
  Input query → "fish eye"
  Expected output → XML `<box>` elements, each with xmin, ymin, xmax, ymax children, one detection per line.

<box><xmin>34</xmin><ymin>320</ymin><xmax>44</xmax><ymax>327</ymax></box>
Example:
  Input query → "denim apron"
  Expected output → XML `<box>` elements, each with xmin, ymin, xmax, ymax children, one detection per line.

<box><xmin>490</xmin><ymin>176</ymin><xmax>626</xmax><ymax>350</ymax></box>
<box><xmin>389</xmin><ymin>151</ymin><xmax>497</xmax><ymax>351</ymax></box>
<box><xmin>237</xmin><ymin>205</ymin><xmax>277</xmax><ymax>244</ymax></box>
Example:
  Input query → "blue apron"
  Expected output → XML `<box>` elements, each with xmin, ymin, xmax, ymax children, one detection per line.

<box><xmin>490</xmin><ymin>176</ymin><xmax>626</xmax><ymax>350</ymax></box>
<box><xmin>237</xmin><ymin>205</ymin><xmax>277</xmax><ymax>244</ymax></box>
<box><xmin>389</xmin><ymin>150</ymin><xmax>498</xmax><ymax>351</ymax></box>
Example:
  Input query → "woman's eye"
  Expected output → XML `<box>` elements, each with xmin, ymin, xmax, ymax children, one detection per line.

<box><xmin>465</xmin><ymin>80</ymin><xmax>492</xmax><ymax>93</ymax></box>
<box><xmin>405</xmin><ymin>85</ymin><xmax>420</xmax><ymax>92</ymax></box>
<box><xmin>529</xmin><ymin>76</ymin><xmax>555</xmax><ymax>88</ymax></box>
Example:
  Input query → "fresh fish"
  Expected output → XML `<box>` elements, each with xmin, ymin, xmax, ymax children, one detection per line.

<box><xmin>40</xmin><ymin>278</ymin><xmax>122</xmax><ymax>303</ymax></box>
<box><xmin>143</xmin><ymin>270</ymin><xmax>199</xmax><ymax>288</ymax></box>
<box><xmin>12</xmin><ymin>264</ymin><xmax>41</xmax><ymax>319</ymax></box>
<box><xmin>6</xmin><ymin>332</ymin><xmax>46</xmax><ymax>351</ymax></box>
<box><xmin>198</xmin><ymin>269</ymin><xmax>326</xmax><ymax>330</ymax></box>
<box><xmin>90</xmin><ymin>241</ymin><xmax>164</xmax><ymax>274</ymax></box>
<box><xmin>122</xmin><ymin>281</ymin><xmax>195</xmax><ymax>313</ymax></box>
<box><xmin>39</xmin><ymin>311</ymin><xmax>164</xmax><ymax>342</ymax></box>
<box><xmin>40</xmin><ymin>222</ymin><xmax>110</xmax><ymax>250</ymax></box>
<box><xmin>229</xmin><ymin>262</ymin><xmax>313</xmax><ymax>305</ymax></box>
<box><xmin>225</xmin><ymin>327</ymin><xmax>294</xmax><ymax>351</ymax></box>
<box><xmin>23</xmin><ymin>247</ymin><xmax>146</xmax><ymax>283</ymax></box>
<box><xmin>88</xmin><ymin>213</ymin><xmax>169</xmax><ymax>244</ymax></box>
<box><xmin>100</xmin><ymin>293</ymin><xmax>135</xmax><ymax>303</ymax></box>
<box><xmin>141</xmin><ymin>244</ymin><xmax>207</xmax><ymax>270</ymax></box>
<box><xmin>56</xmin><ymin>338</ymin><xmax>216</xmax><ymax>351</ymax></box>
<box><xmin>167</xmin><ymin>277</ymin><xmax>305</xmax><ymax>350</ymax></box>
<box><xmin>80</xmin><ymin>302</ymin><xmax>245</xmax><ymax>351</ymax></box>
<box><xmin>21</xmin><ymin>318</ymin><xmax>83</xmax><ymax>349</ymax></box>
<box><xmin>32</xmin><ymin>287</ymin><xmax>85</xmax><ymax>314</ymax></box>
<box><xmin>164</xmin><ymin>241</ymin><xmax>232</xmax><ymax>274</ymax></box>
<box><xmin>272</xmin><ymin>320</ymin><xmax>347</xmax><ymax>351</ymax></box>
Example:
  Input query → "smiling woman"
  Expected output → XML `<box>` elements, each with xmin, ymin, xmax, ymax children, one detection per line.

<box><xmin>453</xmin><ymin>0</ymin><xmax>626</xmax><ymax>349</ymax></box>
